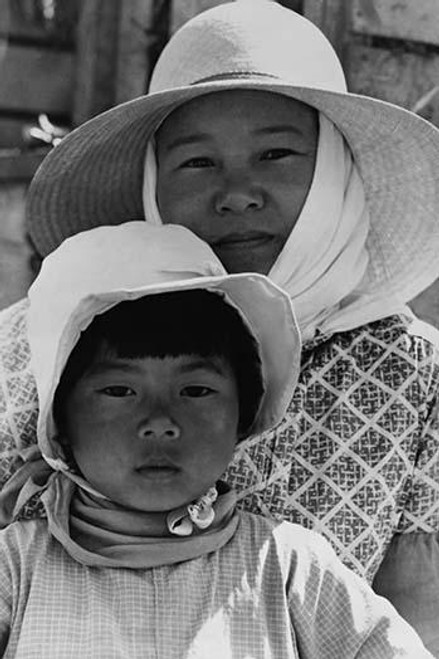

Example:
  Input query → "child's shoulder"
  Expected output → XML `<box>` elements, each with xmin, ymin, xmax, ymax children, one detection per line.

<box><xmin>235</xmin><ymin>512</ymin><xmax>362</xmax><ymax>592</ymax></box>
<box><xmin>237</xmin><ymin>511</ymin><xmax>333</xmax><ymax>563</ymax></box>
<box><xmin>0</xmin><ymin>518</ymin><xmax>50</xmax><ymax>563</ymax></box>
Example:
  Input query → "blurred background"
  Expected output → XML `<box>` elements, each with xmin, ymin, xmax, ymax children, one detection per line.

<box><xmin>0</xmin><ymin>0</ymin><xmax>438</xmax><ymax>324</ymax></box>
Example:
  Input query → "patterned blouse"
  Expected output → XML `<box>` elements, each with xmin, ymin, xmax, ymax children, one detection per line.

<box><xmin>0</xmin><ymin>299</ymin><xmax>438</xmax><ymax>583</ymax></box>
<box><xmin>225</xmin><ymin>312</ymin><xmax>439</xmax><ymax>582</ymax></box>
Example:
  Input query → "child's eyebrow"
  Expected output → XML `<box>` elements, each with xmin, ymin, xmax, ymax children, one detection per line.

<box><xmin>85</xmin><ymin>360</ymin><xmax>142</xmax><ymax>376</ymax></box>
<box><xmin>178</xmin><ymin>358</ymin><xmax>228</xmax><ymax>376</ymax></box>
<box><xmin>85</xmin><ymin>358</ymin><xmax>228</xmax><ymax>377</ymax></box>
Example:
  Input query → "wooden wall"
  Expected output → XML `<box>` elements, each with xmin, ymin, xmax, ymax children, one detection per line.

<box><xmin>305</xmin><ymin>0</ymin><xmax>439</xmax><ymax>323</ymax></box>
<box><xmin>0</xmin><ymin>1</ymin><xmax>79</xmax><ymax>311</ymax></box>
<box><xmin>0</xmin><ymin>0</ymin><xmax>76</xmax><ymax>152</ymax></box>
<box><xmin>0</xmin><ymin>183</ymin><xmax>33</xmax><ymax>310</ymax></box>
<box><xmin>307</xmin><ymin>0</ymin><xmax>439</xmax><ymax>112</ymax></box>
<box><xmin>1</xmin><ymin>0</ymin><xmax>439</xmax><ymax>325</ymax></box>
<box><xmin>73</xmin><ymin>0</ymin><xmax>160</xmax><ymax>124</ymax></box>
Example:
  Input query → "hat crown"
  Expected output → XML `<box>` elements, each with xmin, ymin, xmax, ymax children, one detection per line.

<box><xmin>32</xmin><ymin>223</ymin><xmax>226</xmax><ymax>302</ymax></box>
<box><xmin>150</xmin><ymin>0</ymin><xmax>346</xmax><ymax>94</ymax></box>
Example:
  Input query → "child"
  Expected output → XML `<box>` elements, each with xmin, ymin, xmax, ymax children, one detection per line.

<box><xmin>0</xmin><ymin>222</ymin><xmax>432</xmax><ymax>658</ymax></box>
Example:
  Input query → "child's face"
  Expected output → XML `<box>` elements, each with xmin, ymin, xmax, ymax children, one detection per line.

<box><xmin>62</xmin><ymin>351</ymin><xmax>240</xmax><ymax>512</ymax></box>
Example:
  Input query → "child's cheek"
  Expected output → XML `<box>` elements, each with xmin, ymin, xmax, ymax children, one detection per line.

<box><xmin>184</xmin><ymin>399</ymin><xmax>239</xmax><ymax>437</ymax></box>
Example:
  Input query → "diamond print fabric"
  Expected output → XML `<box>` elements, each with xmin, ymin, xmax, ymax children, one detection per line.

<box><xmin>0</xmin><ymin>303</ymin><xmax>438</xmax><ymax>582</ymax></box>
<box><xmin>225</xmin><ymin>315</ymin><xmax>439</xmax><ymax>581</ymax></box>
<box><xmin>0</xmin><ymin>300</ymin><xmax>38</xmax><ymax>485</ymax></box>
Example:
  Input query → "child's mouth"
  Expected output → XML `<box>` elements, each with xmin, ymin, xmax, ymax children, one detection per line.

<box><xmin>136</xmin><ymin>465</ymin><xmax>180</xmax><ymax>480</ymax></box>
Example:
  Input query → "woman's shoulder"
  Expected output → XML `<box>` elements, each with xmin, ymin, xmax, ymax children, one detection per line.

<box><xmin>0</xmin><ymin>297</ymin><xmax>38</xmax><ymax>493</ymax></box>
<box><xmin>350</xmin><ymin>313</ymin><xmax>437</xmax><ymax>353</ymax></box>
<box><xmin>302</xmin><ymin>314</ymin><xmax>439</xmax><ymax>382</ymax></box>
<box><xmin>295</xmin><ymin>315</ymin><xmax>439</xmax><ymax>426</ymax></box>
<box><xmin>405</xmin><ymin>315</ymin><xmax>439</xmax><ymax>350</ymax></box>
<box><xmin>307</xmin><ymin>313</ymin><xmax>437</xmax><ymax>351</ymax></box>
<box><xmin>0</xmin><ymin>297</ymin><xmax>29</xmax><ymax>343</ymax></box>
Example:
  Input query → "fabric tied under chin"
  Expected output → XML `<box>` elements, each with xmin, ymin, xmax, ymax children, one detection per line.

<box><xmin>167</xmin><ymin>486</ymin><xmax>218</xmax><ymax>535</ymax></box>
<box><xmin>0</xmin><ymin>445</ymin><xmax>52</xmax><ymax>528</ymax></box>
<box><xmin>0</xmin><ymin>446</ymin><xmax>240</xmax><ymax>569</ymax></box>
<box><xmin>44</xmin><ymin>475</ymin><xmax>239</xmax><ymax>569</ymax></box>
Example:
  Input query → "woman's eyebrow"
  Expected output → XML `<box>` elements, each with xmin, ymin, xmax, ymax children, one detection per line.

<box><xmin>162</xmin><ymin>132</ymin><xmax>213</xmax><ymax>152</ymax></box>
<box><xmin>253</xmin><ymin>124</ymin><xmax>305</xmax><ymax>137</ymax></box>
<box><xmin>165</xmin><ymin>126</ymin><xmax>304</xmax><ymax>150</ymax></box>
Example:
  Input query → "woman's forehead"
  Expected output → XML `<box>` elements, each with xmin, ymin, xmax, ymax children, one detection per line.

<box><xmin>156</xmin><ymin>89</ymin><xmax>318</xmax><ymax>142</ymax></box>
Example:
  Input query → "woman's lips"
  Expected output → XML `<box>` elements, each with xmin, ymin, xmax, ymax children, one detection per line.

<box><xmin>214</xmin><ymin>233</ymin><xmax>273</xmax><ymax>248</ymax></box>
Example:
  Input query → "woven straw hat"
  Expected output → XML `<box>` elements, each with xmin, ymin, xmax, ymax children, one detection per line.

<box><xmin>27</xmin><ymin>222</ymin><xmax>301</xmax><ymax>454</ymax></box>
<box><xmin>27</xmin><ymin>0</ymin><xmax>439</xmax><ymax>302</ymax></box>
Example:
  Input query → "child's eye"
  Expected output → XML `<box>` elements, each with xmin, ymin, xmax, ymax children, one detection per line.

<box><xmin>261</xmin><ymin>148</ymin><xmax>296</xmax><ymax>161</ymax></box>
<box><xmin>181</xmin><ymin>156</ymin><xmax>214</xmax><ymax>169</ymax></box>
<box><xmin>99</xmin><ymin>386</ymin><xmax>135</xmax><ymax>397</ymax></box>
<box><xmin>181</xmin><ymin>385</ymin><xmax>215</xmax><ymax>398</ymax></box>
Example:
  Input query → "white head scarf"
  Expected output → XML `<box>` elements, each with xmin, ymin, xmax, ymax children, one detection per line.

<box><xmin>142</xmin><ymin>113</ymin><xmax>408</xmax><ymax>341</ymax></box>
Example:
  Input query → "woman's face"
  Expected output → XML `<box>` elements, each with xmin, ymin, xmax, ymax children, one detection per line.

<box><xmin>156</xmin><ymin>90</ymin><xmax>318</xmax><ymax>274</ymax></box>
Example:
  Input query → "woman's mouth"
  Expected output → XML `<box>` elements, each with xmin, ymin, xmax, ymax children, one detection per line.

<box><xmin>214</xmin><ymin>233</ymin><xmax>272</xmax><ymax>248</ymax></box>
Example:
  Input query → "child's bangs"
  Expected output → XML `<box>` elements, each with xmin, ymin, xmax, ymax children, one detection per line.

<box><xmin>55</xmin><ymin>289</ymin><xmax>265</xmax><ymax>437</ymax></box>
<box><xmin>97</xmin><ymin>290</ymin><xmax>245</xmax><ymax>360</ymax></box>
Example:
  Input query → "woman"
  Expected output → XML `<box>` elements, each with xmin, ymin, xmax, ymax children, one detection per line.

<box><xmin>2</xmin><ymin>1</ymin><xmax>439</xmax><ymax>653</ymax></box>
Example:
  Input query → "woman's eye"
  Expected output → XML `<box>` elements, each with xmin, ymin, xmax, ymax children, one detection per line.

<box><xmin>99</xmin><ymin>386</ymin><xmax>135</xmax><ymax>398</ymax></box>
<box><xmin>181</xmin><ymin>156</ymin><xmax>214</xmax><ymax>169</ymax></box>
<box><xmin>181</xmin><ymin>385</ymin><xmax>215</xmax><ymax>398</ymax></box>
<box><xmin>261</xmin><ymin>148</ymin><xmax>295</xmax><ymax>161</ymax></box>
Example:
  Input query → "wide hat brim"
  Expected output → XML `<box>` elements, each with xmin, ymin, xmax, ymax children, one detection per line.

<box><xmin>27</xmin><ymin>78</ymin><xmax>439</xmax><ymax>302</ymax></box>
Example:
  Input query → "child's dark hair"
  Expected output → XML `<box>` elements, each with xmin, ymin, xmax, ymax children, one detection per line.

<box><xmin>54</xmin><ymin>289</ymin><xmax>264</xmax><ymax>437</ymax></box>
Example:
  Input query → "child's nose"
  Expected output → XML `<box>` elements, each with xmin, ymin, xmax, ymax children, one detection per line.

<box><xmin>137</xmin><ymin>414</ymin><xmax>180</xmax><ymax>441</ymax></box>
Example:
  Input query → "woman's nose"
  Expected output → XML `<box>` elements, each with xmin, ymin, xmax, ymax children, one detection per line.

<box><xmin>137</xmin><ymin>412</ymin><xmax>180</xmax><ymax>441</ymax></box>
<box><xmin>215</xmin><ymin>175</ymin><xmax>264</xmax><ymax>214</ymax></box>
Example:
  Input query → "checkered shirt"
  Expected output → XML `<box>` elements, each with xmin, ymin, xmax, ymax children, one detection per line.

<box><xmin>0</xmin><ymin>513</ymin><xmax>432</xmax><ymax>658</ymax></box>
